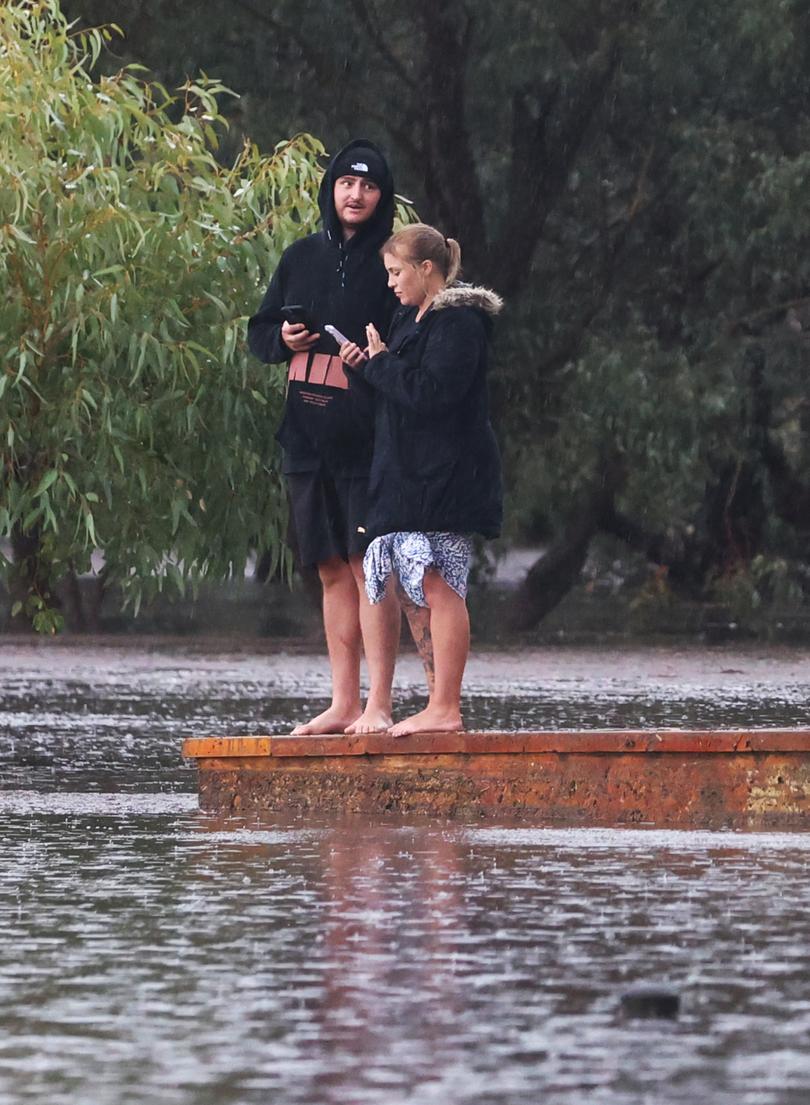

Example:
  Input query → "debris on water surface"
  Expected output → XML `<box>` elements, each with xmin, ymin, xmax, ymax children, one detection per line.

<box><xmin>620</xmin><ymin>986</ymin><xmax>681</xmax><ymax>1020</ymax></box>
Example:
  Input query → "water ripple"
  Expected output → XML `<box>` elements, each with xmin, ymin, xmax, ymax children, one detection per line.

<box><xmin>1</xmin><ymin>642</ymin><xmax>810</xmax><ymax>1104</ymax></box>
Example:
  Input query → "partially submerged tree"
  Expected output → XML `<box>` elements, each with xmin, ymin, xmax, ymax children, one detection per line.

<box><xmin>0</xmin><ymin>0</ymin><xmax>325</xmax><ymax>630</ymax></box>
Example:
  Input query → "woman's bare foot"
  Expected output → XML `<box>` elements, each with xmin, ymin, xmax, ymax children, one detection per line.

<box><xmin>388</xmin><ymin>706</ymin><xmax>463</xmax><ymax>738</ymax></box>
<box><xmin>344</xmin><ymin>706</ymin><xmax>393</xmax><ymax>734</ymax></box>
<box><xmin>291</xmin><ymin>704</ymin><xmax>361</xmax><ymax>736</ymax></box>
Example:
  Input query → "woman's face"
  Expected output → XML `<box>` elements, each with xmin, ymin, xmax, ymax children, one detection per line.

<box><xmin>383</xmin><ymin>246</ymin><xmax>428</xmax><ymax>308</ymax></box>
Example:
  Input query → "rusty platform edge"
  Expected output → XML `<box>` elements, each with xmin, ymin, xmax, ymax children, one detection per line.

<box><xmin>182</xmin><ymin>728</ymin><xmax>810</xmax><ymax>761</ymax></box>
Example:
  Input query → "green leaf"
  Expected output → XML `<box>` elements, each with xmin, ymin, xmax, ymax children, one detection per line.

<box><xmin>82</xmin><ymin>507</ymin><xmax>97</xmax><ymax>547</ymax></box>
<box><xmin>33</xmin><ymin>470</ymin><xmax>59</xmax><ymax>498</ymax></box>
<box><xmin>8</xmin><ymin>225</ymin><xmax>36</xmax><ymax>245</ymax></box>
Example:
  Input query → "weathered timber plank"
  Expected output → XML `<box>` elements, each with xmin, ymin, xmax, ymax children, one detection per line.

<box><xmin>183</xmin><ymin>728</ymin><xmax>810</xmax><ymax>760</ymax></box>
<box><xmin>184</xmin><ymin>736</ymin><xmax>273</xmax><ymax>758</ymax></box>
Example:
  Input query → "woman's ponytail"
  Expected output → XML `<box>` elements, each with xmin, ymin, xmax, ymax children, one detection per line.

<box><xmin>382</xmin><ymin>223</ymin><xmax>462</xmax><ymax>283</ymax></box>
<box><xmin>445</xmin><ymin>238</ymin><xmax>461</xmax><ymax>283</ymax></box>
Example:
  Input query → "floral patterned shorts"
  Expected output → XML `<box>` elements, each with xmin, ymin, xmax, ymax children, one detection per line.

<box><xmin>363</xmin><ymin>531</ymin><xmax>474</xmax><ymax>608</ymax></box>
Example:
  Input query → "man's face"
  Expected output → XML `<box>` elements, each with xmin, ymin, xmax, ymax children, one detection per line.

<box><xmin>333</xmin><ymin>175</ymin><xmax>382</xmax><ymax>232</ymax></box>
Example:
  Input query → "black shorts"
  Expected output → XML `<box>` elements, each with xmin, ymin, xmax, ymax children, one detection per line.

<box><xmin>285</xmin><ymin>469</ymin><xmax>370</xmax><ymax>569</ymax></box>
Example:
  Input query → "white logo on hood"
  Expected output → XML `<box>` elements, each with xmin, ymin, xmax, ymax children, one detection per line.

<box><xmin>351</xmin><ymin>162</ymin><xmax>369</xmax><ymax>172</ymax></box>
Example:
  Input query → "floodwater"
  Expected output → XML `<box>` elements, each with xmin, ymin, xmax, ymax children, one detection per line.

<box><xmin>1</xmin><ymin>640</ymin><xmax>809</xmax><ymax>1105</ymax></box>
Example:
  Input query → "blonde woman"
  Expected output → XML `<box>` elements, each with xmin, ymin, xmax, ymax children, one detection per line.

<box><xmin>340</xmin><ymin>224</ymin><xmax>503</xmax><ymax>736</ymax></box>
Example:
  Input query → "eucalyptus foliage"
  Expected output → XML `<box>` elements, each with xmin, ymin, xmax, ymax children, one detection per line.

<box><xmin>0</xmin><ymin>0</ymin><xmax>326</xmax><ymax>630</ymax></box>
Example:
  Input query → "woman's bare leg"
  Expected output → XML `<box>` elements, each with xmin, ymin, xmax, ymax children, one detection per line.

<box><xmin>389</xmin><ymin>570</ymin><xmax>468</xmax><ymax>737</ymax></box>
<box><xmin>291</xmin><ymin>556</ymin><xmax>363</xmax><ymax>735</ymax></box>
<box><xmin>344</xmin><ymin>555</ymin><xmax>399</xmax><ymax>733</ymax></box>
<box><xmin>395</xmin><ymin>582</ymin><xmax>435</xmax><ymax>694</ymax></box>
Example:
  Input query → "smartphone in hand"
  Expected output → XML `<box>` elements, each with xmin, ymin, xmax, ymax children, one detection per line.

<box><xmin>280</xmin><ymin>304</ymin><xmax>317</xmax><ymax>331</ymax></box>
<box><xmin>325</xmin><ymin>324</ymin><xmax>368</xmax><ymax>361</ymax></box>
<box><xmin>324</xmin><ymin>324</ymin><xmax>350</xmax><ymax>346</ymax></box>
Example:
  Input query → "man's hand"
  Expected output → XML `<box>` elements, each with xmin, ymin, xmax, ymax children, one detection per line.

<box><xmin>282</xmin><ymin>320</ymin><xmax>320</xmax><ymax>352</ymax></box>
<box><xmin>365</xmin><ymin>323</ymin><xmax>387</xmax><ymax>357</ymax></box>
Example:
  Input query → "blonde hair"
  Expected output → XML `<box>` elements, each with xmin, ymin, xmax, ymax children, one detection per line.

<box><xmin>382</xmin><ymin>223</ymin><xmax>462</xmax><ymax>283</ymax></box>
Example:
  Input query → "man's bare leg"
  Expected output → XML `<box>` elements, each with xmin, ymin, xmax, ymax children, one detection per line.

<box><xmin>396</xmin><ymin>582</ymin><xmax>435</xmax><ymax>694</ymax></box>
<box><xmin>344</xmin><ymin>555</ymin><xmax>399</xmax><ymax>733</ymax></box>
<box><xmin>389</xmin><ymin>570</ymin><xmax>468</xmax><ymax>737</ymax></box>
<box><xmin>291</xmin><ymin>556</ymin><xmax>363</xmax><ymax>735</ymax></box>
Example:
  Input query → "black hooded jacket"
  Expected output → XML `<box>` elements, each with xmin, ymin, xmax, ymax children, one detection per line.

<box><xmin>356</xmin><ymin>284</ymin><xmax>504</xmax><ymax>540</ymax></box>
<box><xmin>247</xmin><ymin>139</ymin><xmax>397</xmax><ymax>476</ymax></box>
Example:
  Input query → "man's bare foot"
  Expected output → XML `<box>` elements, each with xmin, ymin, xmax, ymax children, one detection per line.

<box><xmin>291</xmin><ymin>704</ymin><xmax>361</xmax><ymax>736</ymax></box>
<box><xmin>344</xmin><ymin>706</ymin><xmax>393</xmax><ymax>734</ymax></box>
<box><xmin>388</xmin><ymin>706</ymin><xmax>463</xmax><ymax>738</ymax></box>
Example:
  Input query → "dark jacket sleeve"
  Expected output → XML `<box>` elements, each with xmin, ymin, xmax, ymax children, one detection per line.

<box><xmin>247</xmin><ymin>254</ymin><xmax>291</xmax><ymax>365</ymax></box>
<box><xmin>360</xmin><ymin>309</ymin><xmax>483</xmax><ymax>414</ymax></box>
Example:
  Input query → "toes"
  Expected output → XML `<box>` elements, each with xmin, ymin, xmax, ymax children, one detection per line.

<box><xmin>347</xmin><ymin>715</ymin><xmax>392</xmax><ymax>734</ymax></box>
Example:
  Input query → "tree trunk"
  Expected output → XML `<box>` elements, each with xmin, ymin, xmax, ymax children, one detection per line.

<box><xmin>8</xmin><ymin>525</ymin><xmax>60</xmax><ymax>633</ymax></box>
<box><xmin>508</xmin><ymin>481</ymin><xmax>613</xmax><ymax>631</ymax></box>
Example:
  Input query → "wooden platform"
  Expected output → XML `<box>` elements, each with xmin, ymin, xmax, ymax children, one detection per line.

<box><xmin>182</xmin><ymin>728</ymin><xmax>810</xmax><ymax>828</ymax></box>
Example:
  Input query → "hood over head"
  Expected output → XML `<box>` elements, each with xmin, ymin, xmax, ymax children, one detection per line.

<box><xmin>319</xmin><ymin>138</ymin><xmax>395</xmax><ymax>250</ymax></box>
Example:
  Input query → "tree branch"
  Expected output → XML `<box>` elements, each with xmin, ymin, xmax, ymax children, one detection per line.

<box><xmin>230</xmin><ymin>0</ymin><xmax>338</xmax><ymax>83</ymax></box>
<box><xmin>729</xmin><ymin>294</ymin><xmax>810</xmax><ymax>337</ymax></box>
<box><xmin>402</xmin><ymin>0</ymin><xmax>487</xmax><ymax>253</ymax></box>
<box><xmin>495</xmin><ymin>34</ymin><xmax>621</xmax><ymax>295</ymax></box>
<box><xmin>346</xmin><ymin>0</ymin><xmax>419</xmax><ymax>91</ymax></box>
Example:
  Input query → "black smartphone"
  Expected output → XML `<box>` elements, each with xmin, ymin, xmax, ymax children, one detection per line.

<box><xmin>280</xmin><ymin>304</ymin><xmax>317</xmax><ymax>332</ymax></box>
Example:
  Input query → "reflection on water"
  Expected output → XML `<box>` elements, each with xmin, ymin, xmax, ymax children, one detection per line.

<box><xmin>3</xmin><ymin>806</ymin><xmax>810</xmax><ymax>1104</ymax></box>
<box><xmin>1</xmin><ymin>641</ymin><xmax>809</xmax><ymax>1104</ymax></box>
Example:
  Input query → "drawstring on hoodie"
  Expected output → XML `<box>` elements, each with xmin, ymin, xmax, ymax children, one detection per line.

<box><xmin>326</xmin><ymin>221</ymin><xmax>351</xmax><ymax>289</ymax></box>
<box><xmin>337</xmin><ymin>243</ymin><xmax>347</xmax><ymax>288</ymax></box>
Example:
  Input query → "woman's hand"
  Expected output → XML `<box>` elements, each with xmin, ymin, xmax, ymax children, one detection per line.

<box><xmin>339</xmin><ymin>340</ymin><xmax>368</xmax><ymax>368</ymax></box>
<box><xmin>366</xmin><ymin>323</ymin><xmax>387</xmax><ymax>357</ymax></box>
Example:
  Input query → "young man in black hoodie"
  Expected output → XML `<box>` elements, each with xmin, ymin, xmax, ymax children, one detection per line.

<box><xmin>248</xmin><ymin>140</ymin><xmax>406</xmax><ymax>734</ymax></box>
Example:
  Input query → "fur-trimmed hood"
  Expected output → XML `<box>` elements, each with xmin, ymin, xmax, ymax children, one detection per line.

<box><xmin>431</xmin><ymin>283</ymin><xmax>504</xmax><ymax>317</ymax></box>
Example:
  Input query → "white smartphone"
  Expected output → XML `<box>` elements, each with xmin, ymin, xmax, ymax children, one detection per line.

<box><xmin>325</xmin><ymin>324</ymin><xmax>367</xmax><ymax>360</ymax></box>
<box><xmin>324</xmin><ymin>324</ymin><xmax>350</xmax><ymax>346</ymax></box>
